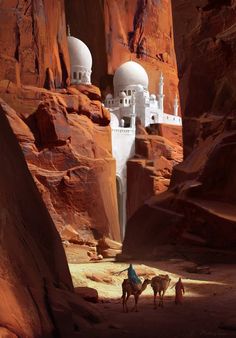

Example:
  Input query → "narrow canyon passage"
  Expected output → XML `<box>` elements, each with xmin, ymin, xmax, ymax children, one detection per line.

<box><xmin>66</xmin><ymin>246</ymin><xmax>236</xmax><ymax>338</ymax></box>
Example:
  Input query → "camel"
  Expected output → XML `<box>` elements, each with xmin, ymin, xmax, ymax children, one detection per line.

<box><xmin>151</xmin><ymin>274</ymin><xmax>171</xmax><ymax>308</ymax></box>
<box><xmin>122</xmin><ymin>278</ymin><xmax>151</xmax><ymax>312</ymax></box>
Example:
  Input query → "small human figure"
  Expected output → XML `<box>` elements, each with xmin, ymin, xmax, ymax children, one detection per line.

<box><xmin>115</xmin><ymin>264</ymin><xmax>142</xmax><ymax>290</ymax></box>
<box><xmin>174</xmin><ymin>277</ymin><xmax>185</xmax><ymax>304</ymax></box>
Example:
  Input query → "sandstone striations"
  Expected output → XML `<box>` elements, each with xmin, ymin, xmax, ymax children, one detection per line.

<box><xmin>0</xmin><ymin>0</ymin><xmax>70</xmax><ymax>88</ymax></box>
<box><xmin>0</xmin><ymin>107</ymin><xmax>102</xmax><ymax>337</ymax></box>
<box><xmin>123</xmin><ymin>0</ymin><xmax>236</xmax><ymax>256</ymax></box>
<box><xmin>0</xmin><ymin>84</ymin><xmax>121</xmax><ymax>244</ymax></box>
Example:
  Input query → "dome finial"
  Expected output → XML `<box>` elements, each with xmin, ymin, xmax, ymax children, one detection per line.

<box><xmin>67</xmin><ymin>24</ymin><xmax>71</xmax><ymax>37</ymax></box>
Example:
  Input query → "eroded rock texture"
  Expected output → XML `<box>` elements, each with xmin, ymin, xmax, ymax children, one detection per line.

<box><xmin>0</xmin><ymin>84</ymin><xmax>120</xmax><ymax>244</ymax></box>
<box><xmin>0</xmin><ymin>0</ymin><xmax>70</xmax><ymax>88</ymax></box>
<box><xmin>65</xmin><ymin>0</ymin><xmax>179</xmax><ymax>114</ymax></box>
<box><xmin>0</xmin><ymin>106</ymin><xmax>102</xmax><ymax>337</ymax></box>
<box><xmin>123</xmin><ymin>0</ymin><xmax>236</xmax><ymax>256</ymax></box>
<box><xmin>127</xmin><ymin>124</ymin><xmax>183</xmax><ymax>219</ymax></box>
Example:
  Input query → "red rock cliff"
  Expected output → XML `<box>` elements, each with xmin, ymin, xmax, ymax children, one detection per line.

<box><xmin>0</xmin><ymin>101</ymin><xmax>102</xmax><ymax>337</ymax></box>
<box><xmin>0</xmin><ymin>0</ymin><xmax>70</xmax><ymax>88</ymax></box>
<box><xmin>123</xmin><ymin>0</ymin><xmax>236</xmax><ymax>256</ymax></box>
<box><xmin>0</xmin><ymin>1</ymin><xmax>121</xmax><ymax>245</ymax></box>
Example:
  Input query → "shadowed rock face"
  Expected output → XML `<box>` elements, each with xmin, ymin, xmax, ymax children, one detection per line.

<box><xmin>0</xmin><ymin>0</ymin><xmax>70</xmax><ymax>88</ymax></box>
<box><xmin>123</xmin><ymin>0</ymin><xmax>236</xmax><ymax>256</ymax></box>
<box><xmin>0</xmin><ymin>103</ymin><xmax>103</xmax><ymax>337</ymax></box>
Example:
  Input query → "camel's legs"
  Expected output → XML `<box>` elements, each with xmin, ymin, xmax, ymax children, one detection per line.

<box><xmin>133</xmin><ymin>294</ymin><xmax>139</xmax><ymax>312</ymax></box>
<box><xmin>160</xmin><ymin>291</ymin><xmax>165</xmax><ymax>308</ymax></box>
<box><xmin>153</xmin><ymin>290</ymin><xmax>157</xmax><ymax>309</ymax></box>
<box><xmin>125</xmin><ymin>293</ymin><xmax>130</xmax><ymax>312</ymax></box>
<box><xmin>158</xmin><ymin>291</ymin><xmax>162</xmax><ymax>307</ymax></box>
<box><xmin>122</xmin><ymin>291</ymin><xmax>126</xmax><ymax>312</ymax></box>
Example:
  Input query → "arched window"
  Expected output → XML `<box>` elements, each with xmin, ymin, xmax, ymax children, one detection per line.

<box><xmin>120</xmin><ymin>99</ymin><xmax>123</xmax><ymax>104</ymax></box>
<box><xmin>128</xmin><ymin>90</ymin><xmax>131</xmax><ymax>96</ymax></box>
<box><xmin>73</xmin><ymin>72</ymin><xmax>77</xmax><ymax>79</ymax></box>
<box><xmin>79</xmin><ymin>72</ymin><xmax>82</xmax><ymax>80</ymax></box>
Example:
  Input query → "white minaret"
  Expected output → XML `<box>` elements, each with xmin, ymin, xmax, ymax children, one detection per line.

<box><xmin>158</xmin><ymin>72</ymin><xmax>165</xmax><ymax>113</ymax></box>
<box><xmin>130</xmin><ymin>93</ymin><xmax>136</xmax><ymax>129</ymax></box>
<box><xmin>174</xmin><ymin>94</ymin><xmax>179</xmax><ymax>116</ymax></box>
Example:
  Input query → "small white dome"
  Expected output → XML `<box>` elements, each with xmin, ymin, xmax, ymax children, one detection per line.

<box><xmin>110</xmin><ymin>113</ymin><xmax>119</xmax><ymax>128</ymax></box>
<box><xmin>67</xmin><ymin>36</ymin><xmax>92</xmax><ymax>71</ymax></box>
<box><xmin>106</xmin><ymin>93</ymin><xmax>113</xmax><ymax>100</ymax></box>
<box><xmin>136</xmin><ymin>84</ymin><xmax>144</xmax><ymax>92</ymax></box>
<box><xmin>119</xmin><ymin>91</ymin><xmax>127</xmax><ymax>98</ymax></box>
<box><xmin>113</xmin><ymin>61</ymin><xmax>149</xmax><ymax>94</ymax></box>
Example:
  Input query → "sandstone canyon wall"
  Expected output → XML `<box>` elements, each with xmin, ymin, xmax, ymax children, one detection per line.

<box><xmin>0</xmin><ymin>1</ymin><xmax>121</xmax><ymax>244</ymax></box>
<box><xmin>123</xmin><ymin>0</ymin><xmax>236</xmax><ymax>256</ymax></box>
<box><xmin>0</xmin><ymin>102</ymin><xmax>102</xmax><ymax>337</ymax></box>
<box><xmin>0</xmin><ymin>0</ymin><xmax>70</xmax><ymax>88</ymax></box>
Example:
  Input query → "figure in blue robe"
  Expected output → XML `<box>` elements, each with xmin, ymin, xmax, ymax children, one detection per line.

<box><xmin>116</xmin><ymin>264</ymin><xmax>142</xmax><ymax>285</ymax></box>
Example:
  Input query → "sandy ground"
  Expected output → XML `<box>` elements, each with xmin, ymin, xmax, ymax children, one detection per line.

<box><xmin>66</xmin><ymin>246</ymin><xmax>236</xmax><ymax>338</ymax></box>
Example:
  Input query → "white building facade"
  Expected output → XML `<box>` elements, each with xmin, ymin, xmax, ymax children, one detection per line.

<box><xmin>67</xmin><ymin>34</ymin><xmax>182</xmax><ymax>240</ymax></box>
<box><xmin>105</xmin><ymin>61</ymin><xmax>182</xmax><ymax>239</ymax></box>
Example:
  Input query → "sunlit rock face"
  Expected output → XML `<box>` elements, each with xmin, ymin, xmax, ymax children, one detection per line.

<box><xmin>0</xmin><ymin>0</ymin><xmax>121</xmax><ymax>244</ymax></box>
<box><xmin>122</xmin><ymin>0</ymin><xmax>236</xmax><ymax>256</ymax></box>
<box><xmin>0</xmin><ymin>84</ymin><xmax>121</xmax><ymax>244</ymax></box>
<box><xmin>65</xmin><ymin>0</ymin><xmax>179</xmax><ymax>114</ymax></box>
<box><xmin>0</xmin><ymin>0</ymin><xmax>70</xmax><ymax>88</ymax></box>
<box><xmin>0</xmin><ymin>100</ymin><xmax>103</xmax><ymax>337</ymax></box>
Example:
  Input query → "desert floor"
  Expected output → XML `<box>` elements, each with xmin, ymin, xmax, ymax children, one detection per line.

<box><xmin>66</xmin><ymin>246</ymin><xmax>236</xmax><ymax>338</ymax></box>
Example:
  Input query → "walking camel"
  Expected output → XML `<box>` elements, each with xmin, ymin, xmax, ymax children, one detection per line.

<box><xmin>151</xmin><ymin>274</ymin><xmax>171</xmax><ymax>308</ymax></box>
<box><xmin>122</xmin><ymin>278</ymin><xmax>151</xmax><ymax>312</ymax></box>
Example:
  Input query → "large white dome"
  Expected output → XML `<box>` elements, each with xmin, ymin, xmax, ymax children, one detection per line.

<box><xmin>113</xmin><ymin>61</ymin><xmax>149</xmax><ymax>93</ymax></box>
<box><xmin>67</xmin><ymin>36</ymin><xmax>92</xmax><ymax>70</ymax></box>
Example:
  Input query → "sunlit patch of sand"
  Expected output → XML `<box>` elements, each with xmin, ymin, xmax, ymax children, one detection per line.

<box><xmin>69</xmin><ymin>261</ymin><xmax>228</xmax><ymax>300</ymax></box>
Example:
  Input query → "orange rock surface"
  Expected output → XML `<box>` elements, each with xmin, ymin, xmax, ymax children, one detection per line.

<box><xmin>0</xmin><ymin>84</ymin><xmax>121</xmax><ymax>244</ymax></box>
<box><xmin>0</xmin><ymin>0</ymin><xmax>70</xmax><ymax>88</ymax></box>
<box><xmin>0</xmin><ymin>105</ymin><xmax>103</xmax><ymax>336</ymax></box>
<box><xmin>123</xmin><ymin>0</ymin><xmax>236</xmax><ymax>255</ymax></box>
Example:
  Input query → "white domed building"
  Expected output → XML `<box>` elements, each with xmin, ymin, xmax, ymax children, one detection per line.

<box><xmin>66</xmin><ymin>35</ymin><xmax>182</xmax><ymax>239</ymax></box>
<box><xmin>67</xmin><ymin>35</ymin><xmax>92</xmax><ymax>85</ymax></box>
<box><xmin>104</xmin><ymin>61</ymin><xmax>182</xmax><ymax>238</ymax></box>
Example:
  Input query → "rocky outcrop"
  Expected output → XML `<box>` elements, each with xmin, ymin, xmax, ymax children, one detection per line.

<box><xmin>127</xmin><ymin>124</ymin><xmax>183</xmax><ymax>219</ymax></box>
<box><xmin>65</xmin><ymin>0</ymin><xmax>179</xmax><ymax>114</ymax></box>
<box><xmin>0</xmin><ymin>84</ymin><xmax>121</xmax><ymax>244</ymax></box>
<box><xmin>123</xmin><ymin>0</ymin><xmax>236</xmax><ymax>256</ymax></box>
<box><xmin>0</xmin><ymin>0</ymin><xmax>70</xmax><ymax>88</ymax></box>
<box><xmin>0</xmin><ymin>107</ymin><xmax>103</xmax><ymax>337</ymax></box>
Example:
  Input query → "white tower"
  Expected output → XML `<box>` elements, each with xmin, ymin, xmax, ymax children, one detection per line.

<box><xmin>158</xmin><ymin>72</ymin><xmax>165</xmax><ymax>113</ymax></box>
<box><xmin>174</xmin><ymin>94</ymin><xmax>179</xmax><ymax>116</ymax></box>
<box><xmin>130</xmin><ymin>93</ymin><xmax>136</xmax><ymax>129</ymax></box>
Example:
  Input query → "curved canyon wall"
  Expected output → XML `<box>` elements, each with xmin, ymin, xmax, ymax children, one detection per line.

<box><xmin>0</xmin><ymin>1</ymin><xmax>121</xmax><ymax>244</ymax></box>
<box><xmin>0</xmin><ymin>100</ymin><xmax>103</xmax><ymax>337</ymax></box>
<box><xmin>123</xmin><ymin>0</ymin><xmax>236</xmax><ymax>256</ymax></box>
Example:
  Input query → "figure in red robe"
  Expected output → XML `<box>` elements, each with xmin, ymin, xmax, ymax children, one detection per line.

<box><xmin>175</xmin><ymin>277</ymin><xmax>185</xmax><ymax>304</ymax></box>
